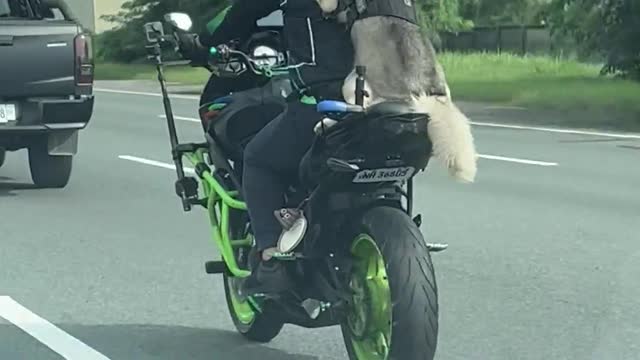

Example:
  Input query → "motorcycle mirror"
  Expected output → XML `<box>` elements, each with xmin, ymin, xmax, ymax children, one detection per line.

<box><xmin>164</xmin><ymin>12</ymin><xmax>193</xmax><ymax>32</ymax></box>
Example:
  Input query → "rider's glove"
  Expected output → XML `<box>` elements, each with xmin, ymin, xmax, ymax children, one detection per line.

<box><xmin>176</xmin><ymin>32</ymin><xmax>208</xmax><ymax>64</ymax></box>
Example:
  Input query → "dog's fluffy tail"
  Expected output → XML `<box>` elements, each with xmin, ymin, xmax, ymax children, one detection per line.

<box><xmin>411</xmin><ymin>93</ymin><xmax>478</xmax><ymax>183</ymax></box>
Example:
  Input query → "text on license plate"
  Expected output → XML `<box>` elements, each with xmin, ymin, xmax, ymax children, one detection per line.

<box><xmin>0</xmin><ymin>104</ymin><xmax>17</xmax><ymax>123</ymax></box>
<box><xmin>352</xmin><ymin>166</ymin><xmax>416</xmax><ymax>183</ymax></box>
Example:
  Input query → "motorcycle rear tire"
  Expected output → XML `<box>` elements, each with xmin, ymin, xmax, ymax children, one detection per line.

<box><xmin>341</xmin><ymin>206</ymin><xmax>439</xmax><ymax>360</ymax></box>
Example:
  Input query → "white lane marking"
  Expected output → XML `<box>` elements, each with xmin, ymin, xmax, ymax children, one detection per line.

<box><xmin>94</xmin><ymin>88</ymin><xmax>199</xmax><ymax>100</ymax></box>
<box><xmin>478</xmin><ymin>154</ymin><xmax>558</xmax><ymax>166</ymax></box>
<box><xmin>118</xmin><ymin>155</ymin><xmax>195</xmax><ymax>174</ymax></box>
<box><xmin>158</xmin><ymin>114</ymin><xmax>200</xmax><ymax>123</ymax></box>
<box><xmin>471</xmin><ymin>121</ymin><xmax>640</xmax><ymax>139</ymax></box>
<box><xmin>0</xmin><ymin>296</ymin><xmax>111</xmax><ymax>360</ymax></box>
<box><xmin>97</xmin><ymin>88</ymin><xmax>639</xmax><ymax>139</ymax></box>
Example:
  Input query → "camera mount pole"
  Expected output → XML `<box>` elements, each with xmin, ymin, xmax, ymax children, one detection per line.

<box><xmin>146</xmin><ymin>35</ymin><xmax>192</xmax><ymax>212</ymax></box>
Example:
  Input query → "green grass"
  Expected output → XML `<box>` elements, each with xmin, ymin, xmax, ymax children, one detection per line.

<box><xmin>96</xmin><ymin>53</ymin><xmax>640</xmax><ymax>115</ymax></box>
<box><xmin>439</xmin><ymin>52</ymin><xmax>640</xmax><ymax>114</ymax></box>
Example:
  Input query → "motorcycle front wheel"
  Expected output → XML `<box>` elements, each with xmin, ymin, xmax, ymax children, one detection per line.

<box><xmin>341</xmin><ymin>206</ymin><xmax>439</xmax><ymax>360</ymax></box>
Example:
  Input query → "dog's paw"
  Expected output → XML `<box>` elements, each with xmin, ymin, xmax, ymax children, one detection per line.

<box><xmin>314</xmin><ymin>118</ymin><xmax>339</xmax><ymax>134</ymax></box>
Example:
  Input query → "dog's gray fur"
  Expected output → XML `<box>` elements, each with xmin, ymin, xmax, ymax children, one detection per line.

<box><xmin>315</xmin><ymin>0</ymin><xmax>478</xmax><ymax>183</ymax></box>
<box><xmin>350</xmin><ymin>17</ymin><xmax>449</xmax><ymax>101</ymax></box>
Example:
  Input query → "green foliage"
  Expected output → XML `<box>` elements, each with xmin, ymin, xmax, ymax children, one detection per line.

<box><xmin>415</xmin><ymin>0</ymin><xmax>474</xmax><ymax>48</ymax></box>
<box><xmin>96</xmin><ymin>0</ymin><xmax>228</xmax><ymax>62</ymax></box>
<box><xmin>416</xmin><ymin>0</ymin><xmax>473</xmax><ymax>32</ymax></box>
<box><xmin>547</xmin><ymin>0</ymin><xmax>640</xmax><ymax>80</ymax></box>
<box><xmin>458</xmin><ymin>0</ymin><xmax>551</xmax><ymax>26</ymax></box>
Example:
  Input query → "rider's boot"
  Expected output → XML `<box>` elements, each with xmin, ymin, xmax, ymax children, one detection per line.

<box><xmin>240</xmin><ymin>208</ymin><xmax>305</xmax><ymax>299</ymax></box>
<box><xmin>239</xmin><ymin>248</ymin><xmax>292</xmax><ymax>298</ymax></box>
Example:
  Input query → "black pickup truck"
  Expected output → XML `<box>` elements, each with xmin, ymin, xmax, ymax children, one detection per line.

<box><xmin>0</xmin><ymin>0</ymin><xmax>94</xmax><ymax>188</ymax></box>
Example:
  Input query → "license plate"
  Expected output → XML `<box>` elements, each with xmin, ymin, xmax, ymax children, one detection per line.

<box><xmin>352</xmin><ymin>166</ymin><xmax>416</xmax><ymax>183</ymax></box>
<box><xmin>0</xmin><ymin>104</ymin><xmax>17</xmax><ymax>123</ymax></box>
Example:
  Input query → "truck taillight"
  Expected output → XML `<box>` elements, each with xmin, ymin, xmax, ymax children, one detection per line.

<box><xmin>74</xmin><ymin>34</ymin><xmax>94</xmax><ymax>86</ymax></box>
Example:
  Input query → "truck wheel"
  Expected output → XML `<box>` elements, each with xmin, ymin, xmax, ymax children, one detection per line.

<box><xmin>0</xmin><ymin>148</ymin><xmax>5</xmax><ymax>169</ymax></box>
<box><xmin>28</xmin><ymin>142</ymin><xmax>73</xmax><ymax>188</ymax></box>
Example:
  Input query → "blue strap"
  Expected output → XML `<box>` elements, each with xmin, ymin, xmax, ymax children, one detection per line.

<box><xmin>317</xmin><ymin>100</ymin><xmax>364</xmax><ymax>113</ymax></box>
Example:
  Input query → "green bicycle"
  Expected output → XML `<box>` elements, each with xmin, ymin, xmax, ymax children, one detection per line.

<box><xmin>144</xmin><ymin>12</ymin><xmax>446</xmax><ymax>360</ymax></box>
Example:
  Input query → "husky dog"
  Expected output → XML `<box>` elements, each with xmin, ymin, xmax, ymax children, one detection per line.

<box><xmin>315</xmin><ymin>0</ymin><xmax>477</xmax><ymax>183</ymax></box>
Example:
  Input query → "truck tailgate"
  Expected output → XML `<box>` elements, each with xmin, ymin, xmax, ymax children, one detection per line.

<box><xmin>0</xmin><ymin>20</ymin><xmax>79</xmax><ymax>98</ymax></box>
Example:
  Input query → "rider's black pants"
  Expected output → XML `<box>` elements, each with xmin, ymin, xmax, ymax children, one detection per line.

<box><xmin>242</xmin><ymin>100</ymin><xmax>323</xmax><ymax>251</ymax></box>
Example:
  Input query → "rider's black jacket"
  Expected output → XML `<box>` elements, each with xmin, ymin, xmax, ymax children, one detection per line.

<box><xmin>198</xmin><ymin>0</ymin><xmax>354</xmax><ymax>100</ymax></box>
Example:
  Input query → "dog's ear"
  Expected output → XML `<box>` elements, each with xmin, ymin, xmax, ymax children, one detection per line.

<box><xmin>316</xmin><ymin>0</ymin><xmax>339</xmax><ymax>13</ymax></box>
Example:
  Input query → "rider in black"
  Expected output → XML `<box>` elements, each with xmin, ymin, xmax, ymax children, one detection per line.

<box><xmin>178</xmin><ymin>0</ymin><xmax>354</xmax><ymax>296</ymax></box>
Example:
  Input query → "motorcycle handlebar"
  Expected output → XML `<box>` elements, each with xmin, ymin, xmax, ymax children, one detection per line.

<box><xmin>146</xmin><ymin>19</ymin><xmax>280</xmax><ymax>77</ymax></box>
<box><xmin>207</xmin><ymin>44</ymin><xmax>279</xmax><ymax>77</ymax></box>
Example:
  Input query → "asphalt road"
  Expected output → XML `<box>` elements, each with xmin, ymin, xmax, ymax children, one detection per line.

<box><xmin>1</xmin><ymin>84</ymin><xmax>639</xmax><ymax>360</ymax></box>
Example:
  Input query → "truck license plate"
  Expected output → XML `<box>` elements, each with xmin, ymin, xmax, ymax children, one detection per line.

<box><xmin>0</xmin><ymin>104</ymin><xmax>17</xmax><ymax>123</ymax></box>
<box><xmin>352</xmin><ymin>166</ymin><xmax>416</xmax><ymax>183</ymax></box>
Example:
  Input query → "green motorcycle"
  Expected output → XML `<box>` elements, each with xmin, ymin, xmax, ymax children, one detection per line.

<box><xmin>144</xmin><ymin>11</ymin><xmax>446</xmax><ymax>360</ymax></box>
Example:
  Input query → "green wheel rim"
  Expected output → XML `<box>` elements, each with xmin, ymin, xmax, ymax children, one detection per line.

<box><xmin>347</xmin><ymin>234</ymin><xmax>393</xmax><ymax>359</ymax></box>
<box><xmin>228</xmin><ymin>276</ymin><xmax>256</xmax><ymax>325</ymax></box>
